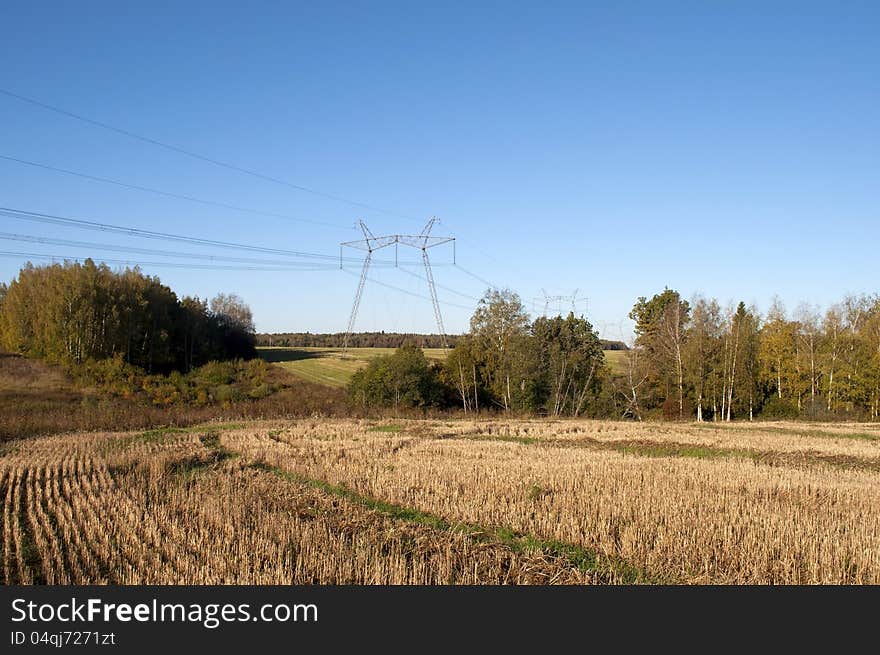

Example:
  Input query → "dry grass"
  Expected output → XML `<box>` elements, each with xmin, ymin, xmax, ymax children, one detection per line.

<box><xmin>0</xmin><ymin>353</ymin><xmax>350</xmax><ymax>441</ymax></box>
<box><xmin>0</xmin><ymin>427</ymin><xmax>606</xmax><ymax>584</ymax></box>
<box><xmin>228</xmin><ymin>418</ymin><xmax>880</xmax><ymax>584</ymax></box>
<box><xmin>3</xmin><ymin>417</ymin><xmax>879</xmax><ymax>585</ymax></box>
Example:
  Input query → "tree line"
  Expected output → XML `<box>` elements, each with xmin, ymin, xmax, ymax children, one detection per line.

<box><xmin>257</xmin><ymin>332</ymin><xmax>461</xmax><ymax>349</ymax></box>
<box><xmin>349</xmin><ymin>288</ymin><xmax>880</xmax><ymax>421</ymax></box>
<box><xmin>350</xmin><ymin>289</ymin><xmax>608</xmax><ymax>416</ymax></box>
<box><xmin>0</xmin><ymin>260</ymin><xmax>257</xmax><ymax>373</ymax></box>
<box><xmin>257</xmin><ymin>331</ymin><xmax>626</xmax><ymax>351</ymax></box>
<box><xmin>620</xmin><ymin>289</ymin><xmax>880</xmax><ymax>421</ymax></box>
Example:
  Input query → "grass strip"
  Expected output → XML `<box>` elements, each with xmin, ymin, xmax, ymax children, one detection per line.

<box><xmin>457</xmin><ymin>432</ymin><xmax>880</xmax><ymax>472</ymax></box>
<box><xmin>367</xmin><ymin>424</ymin><xmax>405</xmax><ymax>433</ymax></box>
<box><xmin>248</xmin><ymin>461</ymin><xmax>654</xmax><ymax>584</ymax></box>
<box><xmin>459</xmin><ymin>432</ymin><xmax>754</xmax><ymax>460</ymax></box>
<box><xmin>690</xmin><ymin>423</ymin><xmax>880</xmax><ymax>442</ymax></box>
<box><xmin>105</xmin><ymin>422</ymin><xmax>245</xmax><ymax>453</ymax></box>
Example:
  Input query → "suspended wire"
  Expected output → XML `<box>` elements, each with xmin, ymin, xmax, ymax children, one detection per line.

<box><xmin>0</xmin><ymin>90</ymin><xmax>514</xmax><ymax>281</ymax></box>
<box><xmin>0</xmin><ymin>206</ymin><xmax>435</xmax><ymax>268</ymax></box>
<box><xmin>0</xmin><ymin>87</ymin><xmax>420</xmax><ymax>222</ymax></box>
<box><xmin>0</xmin><ymin>231</ymin><xmax>418</xmax><ymax>268</ymax></box>
<box><xmin>395</xmin><ymin>265</ymin><xmax>482</xmax><ymax>302</ymax></box>
<box><xmin>0</xmin><ymin>154</ymin><xmax>349</xmax><ymax>230</ymax></box>
<box><xmin>340</xmin><ymin>268</ymin><xmax>475</xmax><ymax>312</ymax></box>
<box><xmin>453</xmin><ymin>263</ymin><xmax>499</xmax><ymax>292</ymax></box>
<box><xmin>0</xmin><ymin>90</ymin><xmax>514</xmax><ymax>302</ymax></box>
<box><xmin>0</xmin><ymin>206</ymin><xmax>369</xmax><ymax>263</ymax></box>
<box><xmin>0</xmin><ymin>250</ymin><xmax>339</xmax><ymax>272</ymax></box>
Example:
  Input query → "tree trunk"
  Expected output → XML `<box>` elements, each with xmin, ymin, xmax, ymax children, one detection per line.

<box><xmin>676</xmin><ymin>345</ymin><xmax>684</xmax><ymax>420</ymax></box>
<box><xmin>777</xmin><ymin>356</ymin><xmax>783</xmax><ymax>399</ymax></box>
<box><xmin>458</xmin><ymin>361</ymin><xmax>469</xmax><ymax>413</ymax></box>
<box><xmin>472</xmin><ymin>364</ymin><xmax>479</xmax><ymax>414</ymax></box>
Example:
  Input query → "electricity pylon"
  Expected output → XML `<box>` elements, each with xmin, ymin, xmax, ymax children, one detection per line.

<box><xmin>339</xmin><ymin>221</ymin><xmax>397</xmax><ymax>354</ymax></box>
<box><xmin>536</xmin><ymin>289</ymin><xmax>589</xmax><ymax>317</ymax></box>
<box><xmin>340</xmin><ymin>218</ymin><xmax>454</xmax><ymax>355</ymax></box>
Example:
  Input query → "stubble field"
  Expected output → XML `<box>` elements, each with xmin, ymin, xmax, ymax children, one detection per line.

<box><xmin>2</xmin><ymin>418</ymin><xmax>879</xmax><ymax>585</ymax></box>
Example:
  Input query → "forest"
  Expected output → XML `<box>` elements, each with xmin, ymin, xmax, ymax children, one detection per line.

<box><xmin>257</xmin><ymin>331</ymin><xmax>628</xmax><ymax>351</ymax></box>
<box><xmin>0</xmin><ymin>260</ymin><xmax>256</xmax><ymax>373</ymax></box>
<box><xmin>620</xmin><ymin>289</ymin><xmax>880</xmax><ymax>421</ymax></box>
<box><xmin>257</xmin><ymin>331</ymin><xmax>460</xmax><ymax>349</ymax></box>
<box><xmin>351</xmin><ymin>288</ymin><xmax>880</xmax><ymax>421</ymax></box>
<box><xmin>2</xmin><ymin>260</ymin><xmax>878</xmax><ymax>422</ymax></box>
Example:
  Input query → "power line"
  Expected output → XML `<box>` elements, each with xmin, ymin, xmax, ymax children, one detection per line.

<box><xmin>0</xmin><ymin>154</ymin><xmax>349</xmax><ymax>230</ymax></box>
<box><xmin>340</xmin><ymin>268</ymin><xmax>475</xmax><ymax>312</ymax></box>
<box><xmin>0</xmin><ymin>231</ymin><xmax>425</xmax><ymax>267</ymax></box>
<box><xmin>0</xmin><ymin>207</ymin><xmax>439</xmax><ymax>268</ymax></box>
<box><xmin>0</xmin><ymin>87</ymin><xmax>420</xmax><ymax>222</ymax></box>
<box><xmin>0</xmin><ymin>90</ymin><xmax>514</xmax><ymax>284</ymax></box>
<box><xmin>453</xmin><ymin>264</ymin><xmax>499</xmax><ymax>292</ymax></box>
<box><xmin>0</xmin><ymin>206</ymin><xmax>365</xmax><ymax>263</ymax></box>
<box><xmin>396</xmin><ymin>264</ymin><xmax>482</xmax><ymax>302</ymax></box>
<box><xmin>0</xmin><ymin>232</ymin><xmax>346</xmax><ymax>268</ymax></box>
<box><xmin>0</xmin><ymin>90</ymin><xmax>510</xmax><ymax>286</ymax></box>
<box><xmin>0</xmin><ymin>250</ymin><xmax>339</xmax><ymax>272</ymax></box>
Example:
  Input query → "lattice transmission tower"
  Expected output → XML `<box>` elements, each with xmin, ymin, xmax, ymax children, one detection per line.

<box><xmin>535</xmin><ymin>289</ymin><xmax>589</xmax><ymax>317</ymax></box>
<box><xmin>340</xmin><ymin>218</ymin><xmax>454</xmax><ymax>354</ymax></box>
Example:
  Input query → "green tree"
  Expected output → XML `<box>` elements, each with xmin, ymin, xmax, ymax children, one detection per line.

<box><xmin>0</xmin><ymin>260</ymin><xmax>256</xmax><ymax>373</ymax></box>
<box><xmin>759</xmin><ymin>297</ymin><xmax>797</xmax><ymax>402</ymax></box>
<box><xmin>348</xmin><ymin>344</ymin><xmax>444</xmax><ymax>410</ymax></box>
<box><xmin>684</xmin><ymin>296</ymin><xmax>722</xmax><ymax>421</ymax></box>
<box><xmin>629</xmin><ymin>288</ymin><xmax>691</xmax><ymax>419</ymax></box>
<box><xmin>532</xmin><ymin>313</ymin><xmax>605</xmax><ymax>416</ymax></box>
<box><xmin>469</xmin><ymin>289</ymin><xmax>532</xmax><ymax>411</ymax></box>
<box><xmin>441</xmin><ymin>335</ymin><xmax>482</xmax><ymax>413</ymax></box>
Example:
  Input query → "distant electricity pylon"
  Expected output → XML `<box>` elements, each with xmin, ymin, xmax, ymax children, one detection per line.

<box><xmin>535</xmin><ymin>289</ymin><xmax>589</xmax><ymax>317</ymax></box>
<box><xmin>340</xmin><ymin>218</ymin><xmax>454</xmax><ymax>355</ymax></box>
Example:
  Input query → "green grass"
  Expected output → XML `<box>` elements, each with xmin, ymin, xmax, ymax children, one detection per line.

<box><xmin>101</xmin><ymin>422</ymin><xmax>244</xmax><ymax>455</ymax></box>
<box><xmin>691</xmin><ymin>422</ymin><xmax>880</xmax><ymax>441</ymax></box>
<box><xmin>460</xmin><ymin>431</ymin><xmax>758</xmax><ymax>462</ymax></box>
<box><xmin>368</xmin><ymin>424</ymin><xmax>405</xmax><ymax>433</ymax></box>
<box><xmin>260</xmin><ymin>346</ymin><xmax>628</xmax><ymax>387</ymax></box>
<box><xmin>257</xmin><ymin>346</ymin><xmax>448</xmax><ymax>388</ymax></box>
<box><xmin>603</xmin><ymin>349</ymin><xmax>628</xmax><ymax>373</ymax></box>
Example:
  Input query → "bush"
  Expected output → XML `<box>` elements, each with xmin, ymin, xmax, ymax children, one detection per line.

<box><xmin>760</xmin><ymin>396</ymin><xmax>800</xmax><ymax>419</ymax></box>
<box><xmin>247</xmin><ymin>382</ymin><xmax>273</xmax><ymax>399</ymax></box>
<box><xmin>243</xmin><ymin>359</ymin><xmax>269</xmax><ymax>383</ymax></box>
<box><xmin>194</xmin><ymin>361</ymin><xmax>236</xmax><ymax>385</ymax></box>
<box><xmin>72</xmin><ymin>355</ymin><xmax>140</xmax><ymax>396</ymax></box>
<box><xmin>661</xmin><ymin>397</ymin><xmax>694</xmax><ymax>420</ymax></box>
<box><xmin>212</xmin><ymin>384</ymin><xmax>245</xmax><ymax>405</ymax></box>
<box><xmin>348</xmin><ymin>344</ymin><xmax>446</xmax><ymax>410</ymax></box>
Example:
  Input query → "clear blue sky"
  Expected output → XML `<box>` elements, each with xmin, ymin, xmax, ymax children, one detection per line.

<box><xmin>1</xmin><ymin>1</ymin><xmax>877</xmax><ymax>342</ymax></box>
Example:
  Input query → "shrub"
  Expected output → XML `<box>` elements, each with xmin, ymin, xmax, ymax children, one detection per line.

<box><xmin>348</xmin><ymin>344</ymin><xmax>446</xmax><ymax>410</ymax></box>
<box><xmin>247</xmin><ymin>383</ymin><xmax>273</xmax><ymax>399</ymax></box>
<box><xmin>661</xmin><ymin>397</ymin><xmax>694</xmax><ymax>421</ymax></box>
<box><xmin>194</xmin><ymin>361</ymin><xmax>236</xmax><ymax>385</ymax></box>
<box><xmin>760</xmin><ymin>396</ymin><xmax>800</xmax><ymax>419</ymax></box>
<box><xmin>212</xmin><ymin>384</ymin><xmax>245</xmax><ymax>405</ymax></box>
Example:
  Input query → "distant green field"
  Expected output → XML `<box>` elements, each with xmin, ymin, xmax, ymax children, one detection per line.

<box><xmin>603</xmin><ymin>349</ymin><xmax>627</xmax><ymax>372</ymax></box>
<box><xmin>259</xmin><ymin>346</ymin><xmax>627</xmax><ymax>388</ymax></box>
<box><xmin>258</xmin><ymin>347</ymin><xmax>449</xmax><ymax>389</ymax></box>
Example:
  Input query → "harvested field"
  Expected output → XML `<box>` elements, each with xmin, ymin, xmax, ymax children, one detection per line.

<box><xmin>2</xmin><ymin>419</ymin><xmax>879</xmax><ymax>584</ymax></box>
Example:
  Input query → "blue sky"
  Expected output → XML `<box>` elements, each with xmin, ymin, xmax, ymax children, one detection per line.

<box><xmin>1</xmin><ymin>2</ymin><xmax>877</xmax><ymax>341</ymax></box>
